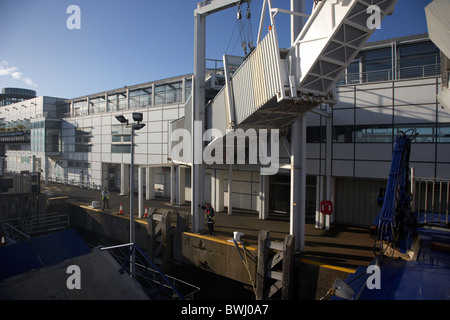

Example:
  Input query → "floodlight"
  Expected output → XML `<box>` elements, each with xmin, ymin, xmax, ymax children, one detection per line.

<box><xmin>132</xmin><ymin>112</ymin><xmax>143</xmax><ymax>123</ymax></box>
<box><xmin>134</xmin><ymin>123</ymin><xmax>146</xmax><ymax>131</ymax></box>
<box><xmin>115</xmin><ymin>115</ymin><xmax>128</xmax><ymax>124</ymax></box>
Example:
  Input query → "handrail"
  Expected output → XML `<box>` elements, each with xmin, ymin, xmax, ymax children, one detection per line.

<box><xmin>338</xmin><ymin>64</ymin><xmax>441</xmax><ymax>85</ymax></box>
<box><xmin>99</xmin><ymin>242</ymin><xmax>191</xmax><ymax>300</ymax></box>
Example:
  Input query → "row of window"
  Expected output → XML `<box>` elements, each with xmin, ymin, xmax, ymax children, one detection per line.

<box><xmin>71</xmin><ymin>79</ymin><xmax>192</xmax><ymax>116</ymax></box>
<box><xmin>307</xmin><ymin>124</ymin><xmax>450</xmax><ymax>143</ymax></box>
<box><xmin>339</xmin><ymin>41</ymin><xmax>441</xmax><ymax>84</ymax></box>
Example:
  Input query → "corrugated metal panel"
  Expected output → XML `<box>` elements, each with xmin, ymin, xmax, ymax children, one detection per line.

<box><xmin>233</xmin><ymin>56</ymin><xmax>256</xmax><ymax>124</ymax></box>
<box><xmin>234</xmin><ymin>28</ymin><xmax>282</xmax><ymax>125</ymax></box>
<box><xmin>205</xmin><ymin>27</ymin><xmax>284</xmax><ymax>133</ymax></box>
<box><xmin>204</xmin><ymin>85</ymin><xmax>229</xmax><ymax>135</ymax></box>
<box><xmin>335</xmin><ymin>178</ymin><xmax>387</xmax><ymax>227</ymax></box>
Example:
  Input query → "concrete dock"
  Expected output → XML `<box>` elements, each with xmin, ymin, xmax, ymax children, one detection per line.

<box><xmin>43</xmin><ymin>182</ymin><xmax>375</xmax><ymax>299</ymax></box>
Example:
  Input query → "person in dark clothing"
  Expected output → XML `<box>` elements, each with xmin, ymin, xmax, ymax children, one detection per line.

<box><xmin>200</xmin><ymin>203</ymin><xmax>215</xmax><ymax>235</ymax></box>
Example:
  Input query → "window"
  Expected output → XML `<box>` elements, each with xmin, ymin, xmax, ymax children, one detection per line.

<box><xmin>307</xmin><ymin>126</ymin><xmax>326</xmax><ymax>143</ymax></box>
<box><xmin>333</xmin><ymin>126</ymin><xmax>354</xmax><ymax>143</ymax></box>
<box><xmin>75</xmin><ymin>127</ymin><xmax>92</xmax><ymax>152</ymax></box>
<box><xmin>155</xmin><ymin>82</ymin><xmax>182</xmax><ymax>105</ymax></box>
<box><xmin>355</xmin><ymin>125</ymin><xmax>392</xmax><ymax>143</ymax></box>
<box><xmin>108</xmin><ymin>94</ymin><xmax>117</xmax><ymax>112</ymax></box>
<box><xmin>398</xmin><ymin>41</ymin><xmax>440</xmax><ymax>79</ymax></box>
<box><xmin>118</xmin><ymin>93</ymin><xmax>127</xmax><ymax>110</ymax></box>
<box><xmin>346</xmin><ymin>59</ymin><xmax>361</xmax><ymax>84</ymax></box>
<box><xmin>90</xmin><ymin>97</ymin><xmax>105</xmax><ymax>114</ymax></box>
<box><xmin>185</xmin><ymin>78</ymin><xmax>193</xmax><ymax>100</ymax></box>
<box><xmin>438</xmin><ymin>125</ymin><xmax>450</xmax><ymax>143</ymax></box>
<box><xmin>363</xmin><ymin>48</ymin><xmax>392</xmax><ymax>82</ymax></box>
<box><xmin>111</xmin><ymin>144</ymin><xmax>131</xmax><ymax>153</ymax></box>
<box><xmin>130</xmin><ymin>88</ymin><xmax>152</xmax><ymax>109</ymax></box>
<box><xmin>111</xmin><ymin>124</ymin><xmax>131</xmax><ymax>153</ymax></box>
<box><xmin>73</xmin><ymin>100</ymin><xmax>88</xmax><ymax>116</ymax></box>
<box><xmin>395</xmin><ymin>125</ymin><xmax>435</xmax><ymax>143</ymax></box>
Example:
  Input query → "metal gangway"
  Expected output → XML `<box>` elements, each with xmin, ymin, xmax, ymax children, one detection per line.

<box><xmin>185</xmin><ymin>0</ymin><xmax>399</xmax><ymax>248</ymax></box>
<box><xmin>205</xmin><ymin>0</ymin><xmax>399</xmax><ymax>135</ymax></box>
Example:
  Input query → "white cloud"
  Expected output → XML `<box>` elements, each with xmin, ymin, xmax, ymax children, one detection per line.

<box><xmin>0</xmin><ymin>60</ymin><xmax>38</xmax><ymax>88</ymax></box>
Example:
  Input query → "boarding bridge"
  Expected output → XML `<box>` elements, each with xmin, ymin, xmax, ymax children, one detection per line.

<box><xmin>205</xmin><ymin>0</ymin><xmax>398</xmax><ymax>135</ymax></box>
<box><xmin>183</xmin><ymin>0</ymin><xmax>399</xmax><ymax>249</ymax></box>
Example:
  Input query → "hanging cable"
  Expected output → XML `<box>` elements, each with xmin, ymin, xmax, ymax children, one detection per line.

<box><xmin>233</xmin><ymin>238</ymin><xmax>258</xmax><ymax>300</ymax></box>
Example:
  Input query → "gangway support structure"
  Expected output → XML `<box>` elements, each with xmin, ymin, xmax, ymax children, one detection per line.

<box><xmin>192</xmin><ymin>0</ymin><xmax>398</xmax><ymax>250</ymax></box>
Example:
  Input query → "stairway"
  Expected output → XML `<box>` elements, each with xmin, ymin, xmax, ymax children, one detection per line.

<box><xmin>205</xmin><ymin>0</ymin><xmax>399</xmax><ymax>134</ymax></box>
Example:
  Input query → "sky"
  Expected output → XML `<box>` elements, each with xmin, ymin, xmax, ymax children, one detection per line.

<box><xmin>0</xmin><ymin>0</ymin><xmax>434</xmax><ymax>99</ymax></box>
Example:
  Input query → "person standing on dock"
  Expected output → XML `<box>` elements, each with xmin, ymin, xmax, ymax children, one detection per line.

<box><xmin>102</xmin><ymin>187</ymin><xmax>110</xmax><ymax>210</ymax></box>
<box><xmin>200</xmin><ymin>203</ymin><xmax>215</xmax><ymax>235</ymax></box>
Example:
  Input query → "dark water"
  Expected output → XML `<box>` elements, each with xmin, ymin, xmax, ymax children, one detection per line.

<box><xmin>75</xmin><ymin>227</ymin><xmax>254</xmax><ymax>300</ymax></box>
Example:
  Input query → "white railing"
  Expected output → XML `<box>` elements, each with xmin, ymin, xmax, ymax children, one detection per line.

<box><xmin>412</xmin><ymin>174</ymin><xmax>450</xmax><ymax>226</ymax></box>
<box><xmin>338</xmin><ymin>64</ymin><xmax>441</xmax><ymax>85</ymax></box>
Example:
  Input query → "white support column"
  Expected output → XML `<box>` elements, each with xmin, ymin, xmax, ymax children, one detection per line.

<box><xmin>120</xmin><ymin>163</ymin><xmax>127</xmax><ymax>195</ymax></box>
<box><xmin>330</xmin><ymin>176</ymin><xmax>336</xmax><ymax>225</ymax></box>
<box><xmin>315</xmin><ymin>175</ymin><xmax>325</xmax><ymax>229</ymax></box>
<box><xmin>192</xmin><ymin>11</ymin><xmax>206</xmax><ymax>233</ymax></box>
<box><xmin>325</xmin><ymin>113</ymin><xmax>333</xmax><ymax>230</ymax></box>
<box><xmin>146</xmin><ymin>167</ymin><xmax>155</xmax><ymax>200</ymax></box>
<box><xmin>290</xmin><ymin>117</ymin><xmax>306</xmax><ymax>251</ymax></box>
<box><xmin>138</xmin><ymin>166</ymin><xmax>144</xmax><ymax>218</ymax></box>
<box><xmin>259</xmin><ymin>174</ymin><xmax>269</xmax><ymax>220</ymax></box>
<box><xmin>215</xmin><ymin>169</ymin><xmax>224</xmax><ymax>212</ymax></box>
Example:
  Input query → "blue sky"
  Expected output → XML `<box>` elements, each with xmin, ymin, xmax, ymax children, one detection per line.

<box><xmin>0</xmin><ymin>0</ymin><xmax>433</xmax><ymax>99</ymax></box>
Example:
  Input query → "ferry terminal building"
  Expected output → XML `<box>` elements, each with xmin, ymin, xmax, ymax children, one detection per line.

<box><xmin>1</xmin><ymin>33</ymin><xmax>448</xmax><ymax>228</ymax></box>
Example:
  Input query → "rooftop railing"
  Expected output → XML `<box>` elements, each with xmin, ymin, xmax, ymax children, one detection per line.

<box><xmin>337</xmin><ymin>63</ymin><xmax>441</xmax><ymax>85</ymax></box>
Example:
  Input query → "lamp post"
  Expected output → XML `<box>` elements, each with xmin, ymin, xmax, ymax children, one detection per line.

<box><xmin>115</xmin><ymin>112</ymin><xmax>145</xmax><ymax>278</ymax></box>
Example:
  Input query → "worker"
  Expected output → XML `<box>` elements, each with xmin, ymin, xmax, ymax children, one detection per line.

<box><xmin>200</xmin><ymin>203</ymin><xmax>215</xmax><ymax>235</ymax></box>
<box><xmin>102</xmin><ymin>187</ymin><xmax>110</xmax><ymax>210</ymax></box>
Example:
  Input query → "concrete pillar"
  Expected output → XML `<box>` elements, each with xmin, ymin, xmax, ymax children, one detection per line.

<box><xmin>259</xmin><ymin>174</ymin><xmax>269</xmax><ymax>220</ymax></box>
<box><xmin>120</xmin><ymin>163</ymin><xmax>127</xmax><ymax>195</ymax></box>
<box><xmin>138</xmin><ymin>166</ymin><xmax>144</xmax><ymax>218</ymax></box>
<box><xmin>325</xmin><ymin>113</ymin><xmax>333</xmax><ymax>230</ymax></box>
<box><xmin>330</xmin><ymin>176</ymin><xmax>336</xmax><ymax>225</ymax></box>
<box><xmin>290</xmin><ymin>118</ymin><xmax>306</xmax><ymax>251</ymax></box>
<box><xmin>315</xmin><ymin>175</ymin><xmax>325</xmax><ymax>229</ymax></box>
<box><xmin>192</xmin><ymin>11</ymin><xmax>206</xmax><ymax>233</ymax></box>
<box><xmin>212</xmin><ymin>169</ymin><xmax>224</xmax><ymax>212</ymax></box>
<box><xmin>146</xmin><ymin>167</ymin><xmax>155</xmax><ymax>200</ymax></box>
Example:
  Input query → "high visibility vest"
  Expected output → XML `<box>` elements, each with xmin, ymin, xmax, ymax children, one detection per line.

<box><xmin>205</xmin><ymin>208</ymin><xmax>215</xmax><ymax>222</ymax></box>
<box><xmin>102</xmin><ymin>191</ymin><xmax>109</xmax><ymax>200</ymax></box>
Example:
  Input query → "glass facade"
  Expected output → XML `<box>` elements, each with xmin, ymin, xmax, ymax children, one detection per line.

<box><xmin>69</xmin><ymin>76</ymin><xmax>192</xmax><ymax>117</ymax></box>
<box><xmin>338</xmin><ymin>39</ymin><xmax>441</xmax><ymax>85</ymax></box>
<box><xmin>331</xmin><ymin>124</ymin><xmax>450</xmax><ymax>144</ymax></box>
